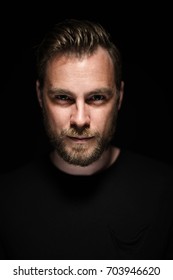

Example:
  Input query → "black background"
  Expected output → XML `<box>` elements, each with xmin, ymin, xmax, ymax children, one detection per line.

<box><xmin>0</xmin><ymin>3</ymin><xmax>172</xmax><ymax>173</ymax></box>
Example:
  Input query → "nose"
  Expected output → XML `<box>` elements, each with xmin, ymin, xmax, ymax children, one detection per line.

<box><xmin>70</xmin><ymin>100</ymin><xmax>90</xmax><ymax>128</ymax></box>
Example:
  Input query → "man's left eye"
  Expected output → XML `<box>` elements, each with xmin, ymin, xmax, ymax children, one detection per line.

<box><xmin>89</xmin><ymin>95</ymin><xmax>105</xmax><ymax>101</ymax></box>
<box><xmin>94</xmin><ymin>95</ymin><xmax>104</xmax><ymax>100</ymax></box>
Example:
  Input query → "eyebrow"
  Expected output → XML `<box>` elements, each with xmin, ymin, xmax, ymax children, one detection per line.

<box><xmin>47</xmin><ymin>87</ymin><xmax>115</xmax><ymax>97</ymax></box>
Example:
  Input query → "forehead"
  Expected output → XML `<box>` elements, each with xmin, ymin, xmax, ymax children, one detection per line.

<box><xmin>45</xmin><ymin>47</ymin><xmax>115</xmax><ymax>89</ymax></box>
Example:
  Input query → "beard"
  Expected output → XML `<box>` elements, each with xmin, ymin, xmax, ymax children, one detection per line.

<box><xmin>42</xmin><ymin>107</ymin><xmax>118</xmax><ymax>167</ymax></box>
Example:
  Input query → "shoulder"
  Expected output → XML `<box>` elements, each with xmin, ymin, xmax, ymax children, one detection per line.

<box><xmin>114</xmin><ymin>149</ymin><xmax>173</xmax><ymax>194</ymax></box>
<box><xmin>0</xmin><ymin>154</ymin><xmax>49</xmax><ymax>191</ymax></box>
<box><xmin>120</xmin><ymin>149</ymin><xmax>173</xmax><ymax>175</ymax></box>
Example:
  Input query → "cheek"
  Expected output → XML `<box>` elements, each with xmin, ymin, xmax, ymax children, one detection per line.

<box><xmin>92</xmin><ymin>109</ymin><xmax>113</xmax><ymax>132</ymax></box>
<box><xmin>44</xmin><ymin>105</ymin><xmax>70</xmax><ymax>130</ymax></box>
<box><xmin>100</xmin><ymin>107</ymin><xmax>117</xmax><ymax>133</ymax></box>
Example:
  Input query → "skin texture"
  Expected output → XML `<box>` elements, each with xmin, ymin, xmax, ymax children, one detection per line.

<box><xmin>36</xmin><ymin>47</ymin><xmax>124</xmax><ymax>175</ymax></box>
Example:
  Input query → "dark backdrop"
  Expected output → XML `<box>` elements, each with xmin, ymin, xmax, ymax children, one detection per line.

<box><xmin>0</xmin><ymin>3</ymin><xmax>172</xmax><ymax>173</ymax></box>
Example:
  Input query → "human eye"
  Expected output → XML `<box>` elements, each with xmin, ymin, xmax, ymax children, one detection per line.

<box><xmin>54</xmin><ymin>95</ymin><xmax>74</xmax><ymax>104</ymax></box>
<box><xmin>87</xmin><ymin>95</ymin><xmax>106</xmax><ymax>104</ymax></box>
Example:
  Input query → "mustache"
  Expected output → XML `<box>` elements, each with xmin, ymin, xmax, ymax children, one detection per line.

<box><xmin>61</xmin><ymin>127</ymin><xmax>98</xmax><ymax>138</ymax></box>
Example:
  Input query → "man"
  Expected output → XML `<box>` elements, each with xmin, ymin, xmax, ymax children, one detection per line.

<box><xmin>0</xmin><ymin>19</ymin><xmax>173</xmax><ymax>260</ymax></box>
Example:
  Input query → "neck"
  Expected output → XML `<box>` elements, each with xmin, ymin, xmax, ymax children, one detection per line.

<box><xmin>50</xmin><ymin>146</ymin><xmax>120</xmax><ymax>176</ymax></box>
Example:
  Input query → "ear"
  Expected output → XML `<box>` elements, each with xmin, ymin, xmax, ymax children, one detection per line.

<box><xmin>118</xmin><ymin>81</ymin><xmax>124</xmax><ymax>110</ymax></box>
<box><xmin>36</xmin><ymin>80</ymin><xmax>43</xmax><ymax>108</ymax></box>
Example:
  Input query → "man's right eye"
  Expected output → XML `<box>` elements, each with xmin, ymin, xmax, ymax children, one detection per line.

<box><xmin>53</xmin><ymin>95</ymin><xmax>74</xmax><ymax>104</ymax></box>
<box><xmin>55</xmin><ymin>95</ymin><xmax>70</xmax><ymax>100</ymax></box>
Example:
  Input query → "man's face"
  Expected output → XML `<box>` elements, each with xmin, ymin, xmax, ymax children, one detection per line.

<box><xmin>37</xmin><ymin>47</ymin><xmax>123</xmax><ymax>166</ymax></box>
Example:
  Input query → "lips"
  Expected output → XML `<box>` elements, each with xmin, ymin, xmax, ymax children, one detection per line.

<box><xmin>68</xmin><ymin>136</ymin><xmax>93</xmax><ymax>141</ymax></box>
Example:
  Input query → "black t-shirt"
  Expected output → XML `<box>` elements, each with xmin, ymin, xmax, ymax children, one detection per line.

<box><xmin>0</xmin><ymin>149</ymin><xmax>173</xmax><ymax>260</ymax></box>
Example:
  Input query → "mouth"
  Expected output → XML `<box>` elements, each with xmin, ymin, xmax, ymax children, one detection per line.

<box><xmin>67</xmin><ymin>136</ymin><xmax>94</xmax><ymax>142</ymax></box>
